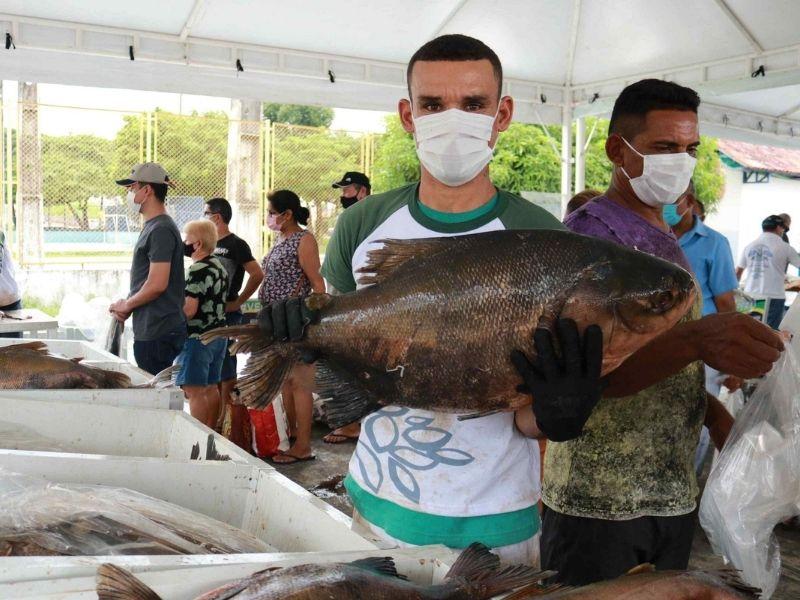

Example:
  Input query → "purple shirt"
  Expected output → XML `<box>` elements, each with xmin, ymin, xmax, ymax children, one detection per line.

<box><xmin>564</xmin><ymin>195</ymin><xmax>691</xmax><ymax>271</ymax></box>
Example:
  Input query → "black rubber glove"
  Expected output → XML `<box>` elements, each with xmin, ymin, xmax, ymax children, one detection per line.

<box><xmin>257</xmin><ymin>298</ymin><xmax>319</xmax><ymax>362</ymax></box>
<box><xmin>511</xmin><ymin>318</ymin><xmax>605</xmax><ymax>442</ymax></box>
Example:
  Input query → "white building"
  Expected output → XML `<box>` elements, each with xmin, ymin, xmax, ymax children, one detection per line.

<box><xmin>707</xmin><ymin>139</ymin><xmax>800</xmax><ymax>262</ymax></box>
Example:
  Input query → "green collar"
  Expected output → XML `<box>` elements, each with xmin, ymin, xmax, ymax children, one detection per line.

<box><xmin>408</xmin><ymin>184</ymin><xmax>508</xmax><ymax>233</ymax></box>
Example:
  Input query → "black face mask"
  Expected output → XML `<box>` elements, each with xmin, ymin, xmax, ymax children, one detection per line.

<box><xmin>340</xmin><ymin>195</ymin><xmax>358</xmax><ymax>209</ymax></box>
<box><xmin>183</xmin><ymin>242</ymin><xmax>195</xmax><ymax>257</ymax></box>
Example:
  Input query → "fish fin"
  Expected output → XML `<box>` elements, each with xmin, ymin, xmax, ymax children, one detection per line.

<box><xmin>456</xmin><ymin>409</ymin><xmax>503</xmax><ymax>421</ymax></box>
<box><xmin>356</xmin><ymin>237</ymin><xmax>457</xmax><ymax>286</ymax></box>
<box><xmin>133</xmin><ymin>364</ymin><xmax>180</xmax><ymax>389</ymax></box>
<box><xmin>96</xmin><ymin>563</ymin><xmax>163</xmax><ymax>600</ymax></box>
<box><xmin>316</xmin><ymin>360</ymin><xmax>381</xmax><ymax>429</ymax></box>
<box><xmin>704</xmin><ymin>569</ymin><xmax>761</xmax><ymax>597</ymax></box>
<box><xmin>190</xmin><ymin>442</ymin><xmax>200</xmax><ymax>460</ymax></box>
<box><xmin>236</xmin><ymin>347</ymin><xmax>297</xmax><ymax>409</ymax></box>
<box><xmin>626</xmin><ymin>563</ymin><xmax>656</xmax><ymax>575</ymax></box>
<box><xmin>86</xmin><ymin>366</ymin><xmax>132</xmax><ymax>389</ymax></box>
<box><xmin>206</xmin><ymin>433</ymin><xmax>230</xmax><ymax>461</ymax></box>
<box><xmin>70</xmin><ymin>356</ymin><xmax>84</xmax><ymax>363</ymax></box>
<box><xmin>500</xmin><ymin>582</ymin><xmax>568</xmax><ymax>599</ymax></box>
<box><xmin>445</xmin><ymin>543</ymin><xmax>551</xmax><ymax>597</ymax></box>
<box><xmin>201</xmin><ymin>324</ymin><xmax>271</xmax><ymax>355</ymax></box>
<box><xmin>350</xmin><ymin>557</ymin><xmax>408</xmax><ymax>580</ymax></box>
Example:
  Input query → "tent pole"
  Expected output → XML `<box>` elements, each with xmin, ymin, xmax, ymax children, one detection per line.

<box><xmin>561</xmin><ymin>98</ymin><xmax>573</xmax><ymax>215</ymax></box>
<box><xmin>574</xmin><ymin>116</ymin><xmax>585</xmax><ymax>194</ymax></box>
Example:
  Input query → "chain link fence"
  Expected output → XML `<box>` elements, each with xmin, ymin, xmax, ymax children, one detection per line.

<box><xmin>0</xmin><ymin>100</ymin><xmax>378</xmax><ymax>265</ymax></box>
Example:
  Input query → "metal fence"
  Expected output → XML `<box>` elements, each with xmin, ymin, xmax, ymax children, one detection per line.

<box><xmin>0</xmin><ymin>101</ymin><xmax>378</xmax><ymax>265</ymax></box>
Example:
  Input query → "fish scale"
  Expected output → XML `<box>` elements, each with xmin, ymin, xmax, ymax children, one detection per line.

<box><xmin>205</xmin><ymin>230</ymin><xmax>696</xmax><ymax>416</ymax></box>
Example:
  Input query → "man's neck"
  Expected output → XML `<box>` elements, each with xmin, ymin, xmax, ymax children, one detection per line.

<box><xmin>673</xmin><ymin>215</ymin><xmax>695</xmax><ymax>238</ymax></box>
<box><xmin>418</xmin><ymin>167</ymin><xmax>496</xmax><ymax>212</ymax></box>
<box><xmin>142</xmin><ymin>203</ymin><xmax>167</xmax><ymax>222</ymax></box>
<box><xmin>606</xmin><ymin>170</ymin><xmax>668</xmax><ymax>232</ymax></box>
<box><xmin>217</xmin><ymin>225</ymin><xmax>231</xmax><ymax>240</ymax></box>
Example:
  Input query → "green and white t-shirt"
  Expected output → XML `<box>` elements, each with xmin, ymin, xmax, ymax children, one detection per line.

<box><xmin>321</xmin><ymin>183</ymin><xmax>564</xmax><ymax>548</ymax></box>
<box><xmin>184</xmin><ymin>256</ymin><xmax>229</xmax><ymax>339</ymax></box>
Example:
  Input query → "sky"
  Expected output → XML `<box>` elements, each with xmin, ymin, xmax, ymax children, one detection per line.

<box><xmin>1</xmin><ymin>81</ymin><xmax>390</xmax><ymax>139</ymax></box>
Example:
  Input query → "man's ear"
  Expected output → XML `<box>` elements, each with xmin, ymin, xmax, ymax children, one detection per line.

<box><xmin>606</xmin><ymin>134</ymin><xmax>624</xmax><ymax>167</ymax></box>
<box><xmin>496</xmin><ymin>95</ymin><xmax>514</xmax><ymax>132</ymax></box>
<box><xmin>399</xmin><ymin>98</ymin><xmax>414</xmax><ymax>134</ymax></box>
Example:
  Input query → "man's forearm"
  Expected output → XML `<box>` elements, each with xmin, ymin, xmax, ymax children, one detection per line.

<box><xmin>705</xmin><ymin>393</ymin><xmax>734</xmax><ymax>451</ymax></box>
<box><xmin>127</xmin><ymin>281</ymin><xmax>165</xmax><ymax>311</ymax></box>
<box><xmin>236</xmin><ymin>277</ymin><xmax>261</xmax><ymax>305</ymax></box>
<box><xmin>604</xmin><ymin>321</ymin><xmax>700</xmax><ymax>398</ymax></box>
<box><xmin>713</xmin><ymin>291</ymin><xmax>736</xmax><ymax>314</ymax></box>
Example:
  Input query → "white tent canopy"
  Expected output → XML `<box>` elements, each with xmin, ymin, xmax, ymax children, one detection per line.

<box><xmin>0</xmin><ymin>0</ymin><xmax>799</xmax><ymax>197</ymax></box>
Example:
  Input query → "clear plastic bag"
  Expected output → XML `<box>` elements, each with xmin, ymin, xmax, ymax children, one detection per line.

<box><xmin>699</xmin><ymin>347</ymin><xmax>800</xmax><ymax>599</ymax></box>
<box><xmin>0</xmin><ymin>469</ymin><xmax>273</xmax><ymax>556</ymax></box>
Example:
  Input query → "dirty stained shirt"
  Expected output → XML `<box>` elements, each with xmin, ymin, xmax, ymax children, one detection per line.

<box><xmin>543</xmin><ymin>196</ymin><xmax>706</xmax><ymax>520</ymax></box>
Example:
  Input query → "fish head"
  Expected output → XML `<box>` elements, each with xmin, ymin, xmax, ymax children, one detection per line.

<box><xmin>558</xmin><ymin>247</ymin><xmax>697</xmax><ymax>374</ymax></box>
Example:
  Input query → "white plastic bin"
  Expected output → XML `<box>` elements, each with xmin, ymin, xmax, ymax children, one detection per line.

<box><xmin>0</xmin><ymin>450</ymin><xmax>376</xmax><ymax>565</ymax></box>
<box><xmin>0</xmin><ymin>398</ymin><xmax>250</xmax><ymax>464</ymax></box>
<box><xmin>0</xmin><ymin>338</ymin><xmax>123</xmax><ymax>362</ymax></box>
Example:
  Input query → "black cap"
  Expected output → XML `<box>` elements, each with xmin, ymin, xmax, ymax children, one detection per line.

<box><xmin>763</xmin><ymin>215</ymin><xmax>786</xmax><ymax>231</ymax></box>
<box><xmin>332</xmin><ymin>171</ymin><xmax>370</xmax><ymax>190</ymax></box>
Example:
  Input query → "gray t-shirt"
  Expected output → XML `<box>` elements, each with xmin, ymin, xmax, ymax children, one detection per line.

<box><xmin>129</xmin><ymin>214</ymin><xmax>186</xmax><ymax>341</ymax></box>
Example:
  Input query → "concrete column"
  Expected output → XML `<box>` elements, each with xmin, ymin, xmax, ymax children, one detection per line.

<box><xmin>574</xmin><ymin>116</ymin><xmax>586</xmax><ymax>195</ymax></box>
<box><xmin>560</xmin><ymin>100</ymin><xmax>573</xmax><ymax>216</ymax></box>
<box><xmin>225</xmin><ymin>99</ymin><xmax>263</xmax><ymax>257</ymax></box>
<box><xmin>17</xmin><ymin>82</ymin><xmax>44</xmax><ymax>263</ymax></box>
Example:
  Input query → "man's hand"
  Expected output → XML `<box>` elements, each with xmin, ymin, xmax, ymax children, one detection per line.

<box><xmin>722</xmin><ymin>375</ymin><xmax>743</xmax><ymax>393</ymax></box>
<box><xmin>225</xmin><ymin>299</ymin><xmax>243</xmax><ymax>313</ymax></box>
<box><xmin>511</xmin><ymin>319</ymin><xmax>605</xmax><ymax>442</ymax></box>
<box><xmin>109</xmin><ymin>300</ymin><xmax>131</xmax><ymax>322</ymax></box>
<box><xmin>257</xmin><ymin>298</ymin><xmax>319</xmax><ymax>362</ymax></box>
<box><xmin>691</xmin><ymin>313</ymin><xmax>783</xmax><ymax>379</ymax></box>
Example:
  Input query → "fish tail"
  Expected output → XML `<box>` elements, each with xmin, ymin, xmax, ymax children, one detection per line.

<box><xmin>316</xmin><ymin>361</ymin><xmax>381</xmax><ymax>429</ymax></box>
<box><xmin>133</xmin><ymin>364</ymin><xmax>180</xmax><ymax>389</ymax></box>
<box><xmin>200</xmin><ymin>324</ymin><xmax>270</xmax><ymax>355</ymax></box>
<box><xmin>446</xmin><ymin>542</ymin><xmax>552</xmax><ymax>597</ymax></box>
<box><xmin>92</xmin><ymin>367</ymin><xmax>132</xmax><ymax>389</ymax></box>
<box><xmin>236</xmin><ymin>346</ymin><xmax>298</xmax><ymax>410</ymax></box>
<box><xmin>96</xmin><ymin>563</ymin><xmax>162</xmax><ymax>600</ymax></box>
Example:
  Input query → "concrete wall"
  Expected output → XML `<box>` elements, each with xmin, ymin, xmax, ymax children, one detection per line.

<box><xmin>705</xmin><ymin>165</ymin><xmax>800</xmax><ymax>262</ymax></box>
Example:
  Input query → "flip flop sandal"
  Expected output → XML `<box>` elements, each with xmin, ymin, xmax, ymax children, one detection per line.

<box><xmin>269</xmin><ymin>452</ymin><xmax>316</xmax><ymax>465</ymax></box>
<box><xmin>323</xmin><ymin>433</ymin><xmax>359</xmax><ymax>445</ymax></box>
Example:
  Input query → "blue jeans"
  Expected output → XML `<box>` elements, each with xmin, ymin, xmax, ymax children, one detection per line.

<box><xmin>175</xmin><ymin>337</ymin><xmax>227</xmax><ymax>387</ymax></box>
<box><xmin>764</xmin><ymin>298</ymin><xmax>786</xmax><ymax>330</ymax></box>
<box><xmin>133</xmin><ymin>331</ymin><xmax>186</xmax><ymax>376</ymax></box>
<box><xmin>220</xmin><ymin>311</ymin><xmax>245</xmax><ymax>382</ymax></box>
<box><xmin>0</xmin><ymin>299</ymin><xmax>22</xmax><ymax>339</ymax></box>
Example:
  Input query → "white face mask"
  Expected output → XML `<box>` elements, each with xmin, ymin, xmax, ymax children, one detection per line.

<box><xmin>620</xmin><ymin>138</ymin><xmax>697</xmax><ymax>207</ymax></box>
<box><xmin>412</xmin><ymin>108</ymin><xmax>497</xmax><ymax>187</ymax></box>
<box><xmin>126</xmin><ymin>188</ymin><xmax>140</xmax><ymax>214</ymax></box>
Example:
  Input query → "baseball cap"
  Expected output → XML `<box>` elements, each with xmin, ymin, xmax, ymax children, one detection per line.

<box><xmin>762</xmin><ymin>215</ymin><xmax>786</xmax><ymax>230</ymax></box>
<box><xmin>332</xmin><ymin>171</ymin><xmax>370</xmax><ymax>189</ymax></box>
<box><xmin>116</xmin><ymin>162</ymin><xmax>171</xmax><ymax>186</ymax></box>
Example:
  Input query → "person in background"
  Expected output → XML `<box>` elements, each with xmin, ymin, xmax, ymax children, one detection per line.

<box><xmin>737</xmin><ymin>214</ymin><xmax>800</xmax><ymax>329</ymax></box>
<box><xmin>332</xmin><ymin>171</ymin><xmax>371</xmax><ymax>209</ymax></box>
<box><xmin>110</xmin><ymin>163</ymin><xmax>186</xmax><ymax>375</ymax></box>
<box><xmin>779</xmin><ymin>213</ymin><xmax>792</xmax><ymax>244</ymax></box>
<box><xmin>693</xmin><ymin>198</ymin><xmax>706</xmax><ymax>221</ymax></box>
<box><xmin>0</xmin><ymin>231</ymin><xmax>22</xmax><ymax>339</ymax></box>
<box><xmin>205</xmin><ymin>197</ymin><xmax>265</xmax><ymax>447</ymax></box>
<box><xmin>564</xmin><ymin>189</ymin><xmax>601</xmax><ymax>218</ymax></box>
<box><xmin>259</xmin><ymin>190</ymin><xmax>325</xmax><ymax>464</ymax></box>
<box><xmin>176</xmin><ymin>220</ymin><xmax>229</xmax><ymax>428</ymax></box>
<box><xmin>542</xmin><ymin>78</ymin><xmax>782</xmax><ymax>585</ymax></box>
<box><xmin>666</xmin><ymin>180</ymin><xmax>739</xmax><ymax>473</ymax></box>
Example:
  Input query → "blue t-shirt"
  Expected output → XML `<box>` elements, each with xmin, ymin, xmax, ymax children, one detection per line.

<box><xmin>678</xmin><ymin>216</ymin><xmax>738</xmax><ymax>316</ymax></box>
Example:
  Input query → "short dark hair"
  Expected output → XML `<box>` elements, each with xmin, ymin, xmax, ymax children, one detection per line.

<box><xmin>206</xmin><ymin>197</ymin><xmax>233</xmax><ymax>224</ymax></box>
<box><xmin>140</xmin><ymin>182</ymin><xmax>167</xmax><ymax>202</ymax></box>
<box><xmin>609</xmin><ymin>79</ymin><xmax>700</xmax><ymax>140</ymax></box>
<box><xmin>407</xmin><ymin>34</ymin><xmax>503</xmax><ymax>99</ymax></box>
<box><xmin>763</xmin><ymin>215</ymin><xmax>786</xmax><ymax>232</ymax></box>
<box><xmin>268</xmin><ymin>189</ymin><xmax>310</xmax><ymax>226</ymax></box>
<box><xmin>565</xmin><ymin>189</ymin><xmax>602</xmax><ymax>217</ymax></box>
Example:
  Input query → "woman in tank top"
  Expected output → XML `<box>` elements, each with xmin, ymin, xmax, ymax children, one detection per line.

<box><xmin>258</xmin><ymin>190</ymin><xmax>325</xmax><ymax>463</ymax></box>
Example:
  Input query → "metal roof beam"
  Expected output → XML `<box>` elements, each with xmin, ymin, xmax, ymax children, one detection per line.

<box><xmin>564</xmin><ymin>0</ymin><xmax>582</xmax><ymax>85</ymax></box>
<box><xmin>431</xmin><ymin>0</ymin><xmax>470</xmax><ymax>38</ymax></box>
<box><xmin>709</xmin><ymin>0</ymin><xmax>763</xmax><ymax>53</ymax></box>
<box><xmin>179</xmin><ymin>0</ymin><xmax>206</xmax><ymax>42</ymax></box>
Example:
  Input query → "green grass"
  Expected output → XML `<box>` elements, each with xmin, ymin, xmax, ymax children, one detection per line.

<box><xmin>21</xmin><ymin>295</ymin><xmax>60</xmax><ymax>317</ymax></box>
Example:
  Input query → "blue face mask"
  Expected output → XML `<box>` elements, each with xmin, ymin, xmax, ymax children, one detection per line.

<box><xmin>662</xmin><ymin>203</ymin><xmax>684</xmax><ymax>227</ymax></box>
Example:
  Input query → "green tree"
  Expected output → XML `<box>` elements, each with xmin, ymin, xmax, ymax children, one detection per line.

<box><xmin>370</xmin><ymin>115</ymin><xmax>725</xmax><ymax>208</ymax></box>
<box><xmin>263</xmin><ymin>103</ymin><xmax>334</xmax><ymax>128</ymax></box>
<box><xmin>42</xmin><ymin>134</ymin><xmax>115</xmax><ymax>228</ymax></box>
<box><xmin>111</xmin><ymin>110</ymin><xmax>228</xmax><ymax>199</ymax></box>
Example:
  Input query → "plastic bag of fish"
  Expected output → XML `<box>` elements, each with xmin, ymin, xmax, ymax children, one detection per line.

<box><xmin>700</xmin><ymin>346</ymin><xmax>800</xmax><ymax>598</ymax></box>
<box><xmin>0</xmin><ymin>469</ymin><xmax>272</xmax><ymax>556</ymax></box>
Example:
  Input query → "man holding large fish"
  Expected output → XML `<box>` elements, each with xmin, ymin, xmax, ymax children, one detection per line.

<box><xmin>215</xmin><ymin>34</ymin><xmax>783</xmax><ymax>578</ymax></box>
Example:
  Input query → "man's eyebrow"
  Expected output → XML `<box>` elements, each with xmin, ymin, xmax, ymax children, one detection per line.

<box><xmin>463</xmin><ymin>94</ymin><xmax>490</xmax><ymax>104</ymax></box>
<box><xmin>417</xmin><ymin>95</ymin><xmax>443</xmax><ymax>104</ymax></box>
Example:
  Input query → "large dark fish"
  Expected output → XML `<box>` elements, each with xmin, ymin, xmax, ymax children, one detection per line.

<box><xmin>203</xmin><ymin>230</ymin><xmax>695</xmax><ymax>424</ymax></box>
<box><xmin>503</xmin><ymin>565</ymin><xmax>759</xmax><ymax>599</ymax></box>
<box><xmin>105</xmin><ymin>318</ymin><xmax>124</xmax><ymax>357</ymax></box>
<box><xmin>0</xmin><ymin>342</ymin><xmax>175</xmax><ymax>389</ymax></box>
<box><xmin>97</xmin><ymin>542</ymin><xmax>550</xmax><ymax>599</ymax></box>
